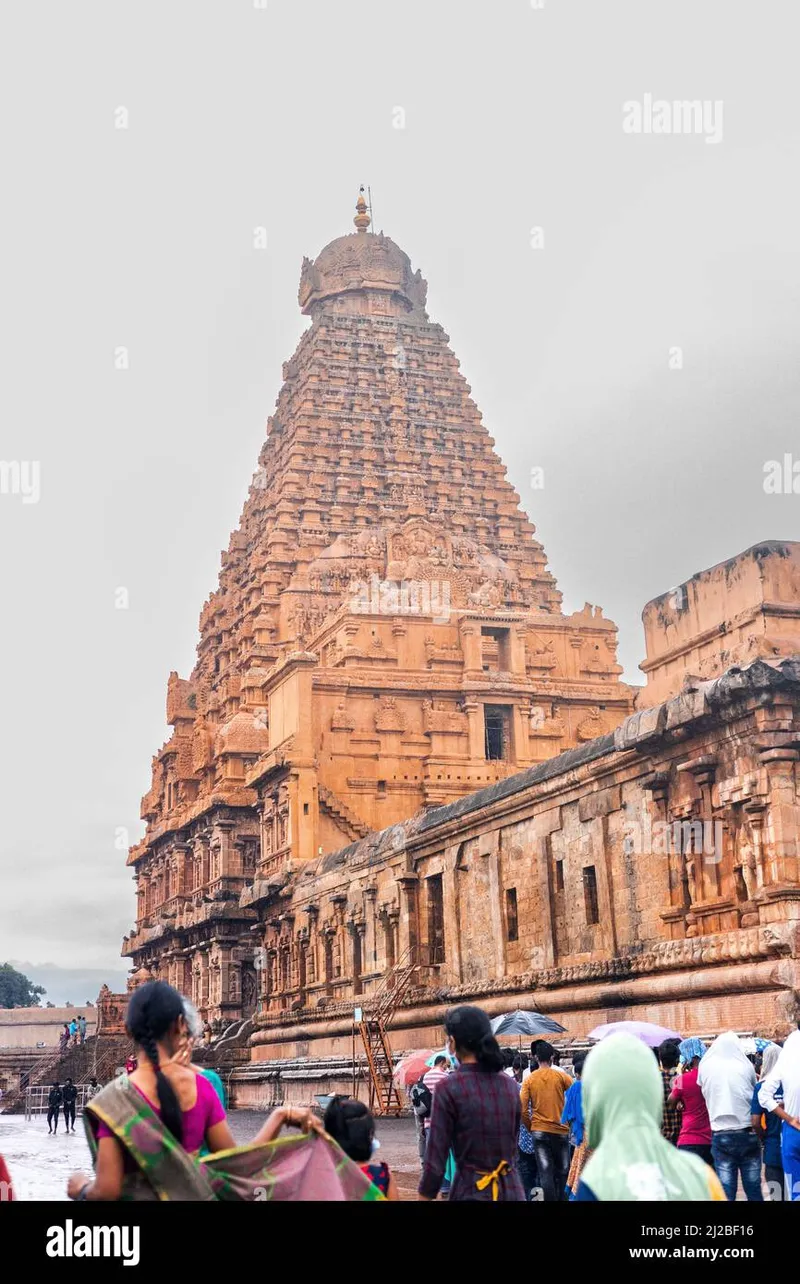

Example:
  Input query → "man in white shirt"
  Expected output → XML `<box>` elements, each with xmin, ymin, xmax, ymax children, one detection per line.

<box><xmin>758</xmin><ymin>1029</ymin><xmax>800</xmax><ymax>1202</ymax></box>
<box><xmin>698</xmin><ymin>1031</ymin><xmax>762</xmax><ymax>1201</ymax></box>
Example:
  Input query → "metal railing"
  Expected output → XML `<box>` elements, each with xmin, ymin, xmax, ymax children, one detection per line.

<box><xmin>23</xmin><ymin>1085</ymin><xmax>95</xmax><ymax>1119</ymax></box>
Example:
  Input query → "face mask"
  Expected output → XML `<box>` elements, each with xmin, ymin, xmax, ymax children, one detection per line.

<box><xmin>371</xmin><ymin>1137</ymin><xmax>381</xmax><ymax>1155</ymax></box>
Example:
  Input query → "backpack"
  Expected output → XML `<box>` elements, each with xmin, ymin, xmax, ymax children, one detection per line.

<box><xmin>410</xmin><ymin>1075</ymin><xmax>433</xmax><ymax>1118</ymax></box>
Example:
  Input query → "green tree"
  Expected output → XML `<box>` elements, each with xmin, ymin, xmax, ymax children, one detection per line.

<box><xmin>0</xmin><ymin>963</ymin><xmax>46</xmax><ymax>1008</ymax></box>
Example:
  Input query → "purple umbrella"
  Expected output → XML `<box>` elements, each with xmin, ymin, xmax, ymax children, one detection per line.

<box><xmin>588</xmin><ymin>1020</ymin><xmax>682</xmax><ymax>1048</ymax></box>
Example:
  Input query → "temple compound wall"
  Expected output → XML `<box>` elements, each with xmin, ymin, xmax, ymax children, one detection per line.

<box><xmin>231</xmin><ymin>652</ymin><xmax>800</xmax><ymax>1104</ymax></box>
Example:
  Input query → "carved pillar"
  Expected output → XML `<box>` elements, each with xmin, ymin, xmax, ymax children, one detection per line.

<box><xmin>459</xmin><ymin>621</ymin><xmax>482</xmax><ymax>676</ymax></box>
<box><xmin>594</xmin><ymin>816</ymin><xmax>619</xmax><ymax>958</ymax></box>
<box><xmin>677</xmin><ymin>756</ymin><xmax>720</xmax><ymax>901</ymax></box>
<box><xmin>194</xmin><ymin>835</ymin><xmax>210</xmax><ymax>888</ymax></box>
<box><xmin>397</xmin><ymin>874</ymin><xmax>419</xmax><ymax>964</ymax></box>
<box><xmin>462</xmin><ymin>700</ymin><xmax>483</xmax><ymax>761</ymax></box>
<box><xmin>349</xmin><ymin>921</ymin><xmax>365</xmax><ymax>996</ymax></box>
<box><xmin>199</xmin><ymin>951</ymin><xmax>210</xmax><ymax>1012</ymax></box>
<box><xmin>443</xmin><ymin>844</ymin><xmax>464</xmax><ymax>982</ymax></box>
<box><xmin>363</xmin><ymin>887</ymin><xmax>378</xmax><ymax>973</ymax></box>
<box><xmin>331</xmin><ymin>895</ymin><xmax>347</xmax><ymax>982</ymax></box>
<box><xmin>305</xmin><ymin>906</ymin><xmax>319</xmax><ymax>986</ymax></box>
<box><xmin>481</xmin><ymin>832</ymin><xmax>506</xmax><ymax>980</ymax></box>
<box><xmin>322</xmin><ymin>925</ymin><xmax>335</xmax><ymax>995</ymax></box>
<box><xmin>508</xmin><ymin>624</ymin><xmax>527</xmax><ymax>675</ymax></box>
<box><xmin>744</xmin><ymin>801</ymin><xmax>767</xmax><ymax>893</ymax></box>
<box><xmin>759</xmin><ymin>748</ymin><xmax>800</xmax><ymax>890</ymax></box>
<box><xmin>511</xmin><ymin>704</ymin><xmax>531</xmax><ymax>767</ymax></box>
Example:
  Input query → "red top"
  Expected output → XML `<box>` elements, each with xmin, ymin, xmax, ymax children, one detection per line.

<box><xmin>0</xmin><ymin>1155</ymin><xmax>14</xmax><ymax>1201</ymax></box>
<box><xmin>671</xmin><ymin>1066</ymin><xmax>712</xmax><ymax>1147</ymax></box>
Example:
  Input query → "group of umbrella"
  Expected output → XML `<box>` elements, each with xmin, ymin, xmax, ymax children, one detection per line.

<box><xmin>393</xmin><ymin>1008</ymin><xmax>760</xmax><ymax>1087</ymax></box>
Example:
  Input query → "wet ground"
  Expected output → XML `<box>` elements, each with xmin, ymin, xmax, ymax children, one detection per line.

<box><xmin>0</xmin><ymin>1110</ymin><xmax>421</xmax><ymax>1201</ymax></box>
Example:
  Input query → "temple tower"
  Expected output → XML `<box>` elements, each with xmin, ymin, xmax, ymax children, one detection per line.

<box><xmin>124</xmin><ymin>191</ymin><xmax>635</xmax><ymax>1021</ymax></box>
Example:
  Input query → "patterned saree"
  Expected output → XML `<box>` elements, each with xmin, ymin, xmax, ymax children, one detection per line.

<box><xmin>84</xmin><ymin>1080</ymin><xmax>383</xmax><ymax>1202</ymax></box>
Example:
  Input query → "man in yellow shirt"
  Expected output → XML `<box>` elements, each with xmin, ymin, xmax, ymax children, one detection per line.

<box><xmin>520</xmin><ymin>1041</ymin><xmax>573</xmax><ymax>1201</ymax></box>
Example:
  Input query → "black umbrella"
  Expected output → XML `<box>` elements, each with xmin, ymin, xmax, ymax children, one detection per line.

<box><xmin>490</xmin><ymin>1010</ymin><xmax>567</xmax><ymax>1037</ymax></box>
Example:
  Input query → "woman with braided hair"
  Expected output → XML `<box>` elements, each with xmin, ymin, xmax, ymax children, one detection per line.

<box><xmin>67</xmin><ymin>980</ymin><xmax>379</xmax><ymax>1202</ymax></box>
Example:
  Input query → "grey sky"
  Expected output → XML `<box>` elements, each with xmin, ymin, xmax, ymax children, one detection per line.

<box><xmin>1</xmin><ymin>0</ymin><xmax>798</xmax><ymax>989</ymax></box>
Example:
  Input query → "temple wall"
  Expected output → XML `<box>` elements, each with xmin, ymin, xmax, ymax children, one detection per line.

<box><xmin>241</xmin><ymin>658</ymin><xmax>800</xmax><ymax>1096</ymax></box>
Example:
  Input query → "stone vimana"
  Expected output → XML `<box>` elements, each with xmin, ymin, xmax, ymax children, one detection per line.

<box><xmin>124</xmin><ymin>191</ymin><xmax>800</xmax><ymax>1103</ymax></box>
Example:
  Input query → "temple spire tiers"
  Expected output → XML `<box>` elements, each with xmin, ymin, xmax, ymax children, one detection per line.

<box><xmin>125</xmin><ymin>202</ymin><xmax>635</xmax><ymax>1026</ymax></box>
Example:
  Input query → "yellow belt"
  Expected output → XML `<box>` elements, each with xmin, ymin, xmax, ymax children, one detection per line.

<box><xmin>475</xmin><ymin>1159</ymin><xmax>510</xmax><ymax>1201</ymax></box>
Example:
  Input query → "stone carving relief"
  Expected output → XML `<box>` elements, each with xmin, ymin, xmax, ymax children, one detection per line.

<box><xmin>375</xmin><ymin>697</ymin><xmax>406</xmax><ymax>733</ymax></box>
<box><xmin>527</xmin><ymin>635</ymin><xmax>558</xmax><ymax>670</ymax></box>
<box><xmin>331</xmin><ymin>700</ymin><xmax>356</xmax><ymax>731</ymax></box>
<box><xmin>529</xmin><ymin>705</ymin><xmax>566</xmax><ymax>738</ymax></box>
<box><xmin>422</xmin><ymin>699</ymin><xmax>468</xmax><ymax>734</ymax></box>
<box><xmin>576</xmin><ymin>707</ymin><xmax>606</xmax><ymax>742</ymax></box>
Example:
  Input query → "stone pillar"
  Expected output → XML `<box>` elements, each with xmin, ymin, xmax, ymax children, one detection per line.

<box><xmin>306</xmin><ymin>906</ymin><xmax>319</xmax><ymax>987</ymax></box>
<box><xmin>462</xmin><ymin>700</ymin><xmax>484</xmax><ymax>761</ymax></box>
<box><xmin>194</xmin><ymin>835</ymin><xmax>210</xmax><ymax>888</ymax></box>
<box><xmin>760</xmin><ymin>748</ymin><xmax>800</xmax><ymax>889</ymax></box>
<box><xmin>199</xmin><ymin>951</ymin><xmax>210</xmax><ymax>1012</ymax></box>
<box><xmin>511</xmin><ymin>703</ymin><xmax>531</xmax><ymax>766</ymax></box>
<box><xmin>331</xmin><ymin>895</ymin><xmax>347</xmax><ymax>985</ymax></box>
<box><xmin>593</xmin><ymin>815</ymin><xmax>619</xmax><ymax>958</ymax></box>
<box><xmin>508</xmin><ymin>624</ymin><xmax>527</xmax><ymax>675</ymax></box>
<box><xmin>397</xmin><ymin>874</ymin><xmax>419</xmax><ymax>963</ymax></box>
<box><xmin>363</xmin><ymin>886</ymin><xmax>378</xmax><ymax>974</ymax></box>
<box><xmin>677</xmin><ymin>756</ymin><xmax>720</xmax><ymax>900</ymax></box>
<box><xmin>481</xmin><ymin>831</ymin><xmax>506</xmax><ymax>981</ymax></box>
<box><xmin>534</xmin><ymin>821</ymin><xmax>561</xmax><ymax>969</ymax></box>
<box><xmin>442</xmin><ymin>844</ymin><xmax>464</xmax><ymax>983</ymax></box>
<box><xmin>459</xmin><ymin>621</ymin><xmax>482</xmax><ymax>677</ymax></box>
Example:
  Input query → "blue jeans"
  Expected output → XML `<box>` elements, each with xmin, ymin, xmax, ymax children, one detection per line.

<box><xmin>711</xmin><ymin>1129</ymin><xmax>763</xmax><ymax>1201</ymax></box>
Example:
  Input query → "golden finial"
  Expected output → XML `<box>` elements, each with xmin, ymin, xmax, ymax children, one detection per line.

<box><xmin>354</xmin><ymin>185</ymin><xmax>371</xmax><ymax>233</ymax></box>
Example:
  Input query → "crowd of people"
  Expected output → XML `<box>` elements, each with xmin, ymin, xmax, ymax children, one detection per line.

<box><xmin>1</xmin><ymin>982</ymin><xmax>798</xmax><ymax>1202</ymax></box>
<box><xmin>412</xmin><ymin>1013</ymin><xmax>800</xmax><ymax>1202</ymax></box>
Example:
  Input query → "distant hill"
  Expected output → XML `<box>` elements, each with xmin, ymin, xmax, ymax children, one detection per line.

<box><xmin>9</xmin><ymin>961</ymin><xmax>130</xmax><ymax>1007</ymax></box>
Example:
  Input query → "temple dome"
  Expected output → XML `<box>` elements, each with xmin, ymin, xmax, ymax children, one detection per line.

<box><xmin>298</xmin><ymin>190</ymin><xmax>428</xmax><ymax>318</ymax></box>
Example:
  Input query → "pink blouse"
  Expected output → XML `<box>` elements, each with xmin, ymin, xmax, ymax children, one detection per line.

<box><xmin>96</xmin><ymin>1073</ymin><xmax>225</xmax><ymax>1154</ymax></box>
<box><xmin>671</xmin><ymin>1067</ymin><xmax>712</xmax><ymax>1147</ymax></box>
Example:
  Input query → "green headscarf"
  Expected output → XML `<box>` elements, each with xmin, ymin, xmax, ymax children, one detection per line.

<box><xmin>581</xmin><ymin>1033</ymin><xmax>716</xmax><ymax>1201</ymax></box>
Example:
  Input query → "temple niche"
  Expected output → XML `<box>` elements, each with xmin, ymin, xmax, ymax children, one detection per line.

<box><xmin>123</xmin><ymin>194</ymin><xmax>800</xmax><ymax>1102</ymax></box>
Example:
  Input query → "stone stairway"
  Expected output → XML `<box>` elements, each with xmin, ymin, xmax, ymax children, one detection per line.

<box><xmin>318</xmin><ymin>785</ymin><xmax>372</xmax><ymax>842</ymax></box>
<box><xmin>0</xmin><ymin>1034</ymin><xmax>132</xmax><ymax>1113</ymax></box>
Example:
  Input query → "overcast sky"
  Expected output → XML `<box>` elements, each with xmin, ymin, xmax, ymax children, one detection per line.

<box><xmin>1</xmin><ymin>0</ymin><xmax>798</xmax><ymax>1002</ymax></box>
